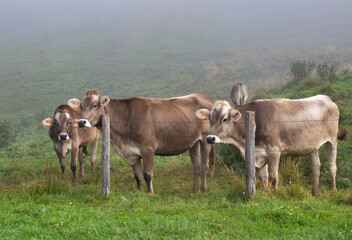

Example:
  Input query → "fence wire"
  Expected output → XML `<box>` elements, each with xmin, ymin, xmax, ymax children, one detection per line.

<box><xmin>1</xmin><ymin>117</ymin><xmax>350</xmax><ymax>187</ymax></box>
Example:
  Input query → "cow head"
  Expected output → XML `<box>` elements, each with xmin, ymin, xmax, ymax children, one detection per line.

<box><xmin>42</xmin><ymin>110</ymin><xmax>78</xmax><ymax>141</ymax></box>
<box><xmin>196</xmin><ymin>100</ymin><xmax>242</xmax><ymax>144</ymax></box>
<box><xmin>68</xmin><ymin>90</ymin><xmax>110</xmax><ymax>128</ymax></box>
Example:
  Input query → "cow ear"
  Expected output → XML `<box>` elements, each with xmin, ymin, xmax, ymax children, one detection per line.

<box><xmin>68</xmin><ymin>98</ymin><xmax>81</xmax><ymax>109</ymax></box>
<box><xmin>230</xmin><ymin>110</ymin><xmax>241</xmax><ymax>122</ymax></box>
<box><xmin>100</xmin><ymin>96</ymin><xmax>110</xmax><ymax>107</ymax></box>
<box><xmin>42</xmin><ymin>118</ymin><xmax>53</xmax><ymax>127</ymax></box>
<box><xmin>196</xmin><ymin>109</ymin><xmax>210</xmax><ymax>120</ymax></box>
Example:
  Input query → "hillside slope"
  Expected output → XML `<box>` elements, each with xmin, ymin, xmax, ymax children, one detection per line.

<box><xmin>1</xmin><ymin>0</ymin><xmax>351</xmax><ymax>122</ymax></box>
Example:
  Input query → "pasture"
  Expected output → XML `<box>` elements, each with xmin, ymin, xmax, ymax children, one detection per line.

<box><xmin>1</xmin><ymin>71</ymin><xmax>352</xmax><ymax>239</ymax></box>
<box><xmin>1</xmin><ymin>1</ymin><xmax>352</xmax><ymax>238</ymax></box>
<box><xmin>1</xmin><ymin>141</ymin><xmax>352</xmax><ymax>239</ymax></box>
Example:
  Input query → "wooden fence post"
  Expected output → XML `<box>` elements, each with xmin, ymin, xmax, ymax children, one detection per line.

<box><xmin>102</xmin><ymin>114</ymin><xmax>110</xmax><ymax>196</ymax></box>
<box><xmin>245</xmin><ymin>111</ymin><xmax>256</xmax><ymax>199</ymax></box>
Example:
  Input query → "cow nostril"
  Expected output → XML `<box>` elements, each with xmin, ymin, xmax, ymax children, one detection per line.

<box><xmin>58</xmin><ymin>133</ymin><xmax>68</xmax><ymax>141</ymax></box>
<box><xmin>206</xmin><ymin>136</ymin><xmax>216</xmax><ymax>144</ymax></box>
<box><xmin>78</xmin><ymin>120</ymin><xmax>86</xmax><ymax>128</ymax></box>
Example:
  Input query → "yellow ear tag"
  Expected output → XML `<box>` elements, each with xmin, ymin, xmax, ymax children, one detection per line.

<box><xmin>232</xmin><ymin>113</ymin><xmax>240</xmax><ymax>121</ymax></box>
<box><xmin>202</xmin><ymin>113</ymin><xmax>208</xmax><ymax>120</ymax></box>
<box><xmin>74</xmin><ymin>104</ymin><xmax>79</xmax><ymax>109</ymax></box>
<box><xmin>46</xmin><ymin>122</ymin><xmax>52</xmax><ymax>127</ymax></box>
<box><xmin>73</xmin><ymin>122</ymin><xmax>78</xmax><ymax>127</ymax></box>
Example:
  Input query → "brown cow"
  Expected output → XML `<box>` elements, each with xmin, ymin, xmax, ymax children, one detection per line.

<box><xmin>230</xmin><ymin>83</ymin><xmax>249</xmax><ymax>105</ymax></box>
<box><xmin>42</xmin><ymin>105</ymin><xmax>100</xmax><ymax>184</ymax></box>
<box><xmin>68</xmin><ymin>90</ymin><xmax>215</xmax><ymax>193</ymax></box>
<box><xmin>196</xmin><ymin>95</ymin><xmax>346</xmax><ymax>195</ymax></box>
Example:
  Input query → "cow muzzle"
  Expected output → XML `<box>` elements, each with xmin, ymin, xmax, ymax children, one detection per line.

<box><xmin>77</xmin><ymin>119</ymin><xmax>92</xmax><ymax>128</ymax></box>
<box><xmin>206</xmin><ymin>135</ymin><xmax>221</xmax><ymax>144</ymax></box>
<box><xmin>58</xmin><ymin>133</ymin><xmax>70</xmax><ymax>141</ymax></box>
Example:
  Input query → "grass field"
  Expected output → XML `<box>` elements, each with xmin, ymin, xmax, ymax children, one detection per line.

<box><xmin>1</xmin><ymin>1</ymin><xmax>352</xmax><ymax>238</ymax></box>
<box><xmin>1</xmin><ymin>71</ymin><xmax>352</xmax><ymax>239</ymax></box>
<box><xmin>1</xmin><ymin>147</ymin><xmax>352</xmax><ymax>239</ymax></box>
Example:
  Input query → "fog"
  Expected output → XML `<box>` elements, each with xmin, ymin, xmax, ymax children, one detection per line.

<box><xmin>2</xmin><ymin>0</ymin><xmax>351</xmax><ymax>41</ymax></box>
<box><xmin>0</xmin><ymin>0</ymin><xmax>351</xmax><ymax>118</ymax></box>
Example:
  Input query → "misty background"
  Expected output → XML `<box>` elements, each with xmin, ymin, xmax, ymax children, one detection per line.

<box><xmin>0</xmin><ymin>0</ymin><xmax>351</xmax><ymax>120</ymax></box>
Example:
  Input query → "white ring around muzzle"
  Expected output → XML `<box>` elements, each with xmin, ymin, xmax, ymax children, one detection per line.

<box><xmin>58</xmin><ymin>133</ymin><xmax>70</xmax><ymax>141</ymax></box>
<box><xmin>78</xmin><ymin>119</ymin><xmax>92</xmax><ymax>128</ymax></box>
<box><xmin>206</xmin><ymin>135</ymin><xmax>221</xmax><ymax>144</ymax></box>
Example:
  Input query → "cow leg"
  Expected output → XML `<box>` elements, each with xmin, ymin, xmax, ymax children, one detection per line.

<box><xmin>189</xmin><ymin>141</ymin><xmax>201</xmax><ymax>193</ymax></box>
<box><xmin>208</xmin><ymin>146</ymin><xmax>215</xmax><ymax>177</ymax></box>
<box><xmin>310</xmin><ymin>150</ymin><xmax>321</xmax><ymax>196</ymax></box>
<box><xmin>268</xmin><ymin>152</ymin><xmax>280</xmax><ymax>189</ymax></box>
<box><xmin>57</xmin><ymin>154</ymin><xmax>66</xmax><ymax>179</ymax></box>
<box><xmin>59</xmin><ymin>157</ymin><xmax>66</xmax><ymax>179</ymax></box>
<box><xmin>141</xmin><ymin>153</ymin><xmax>155</xmax><ymax>194</ymax></box>
<box><xmin>90</xmin><ymin>132</ymin><xmax>100</xmax><ymax>172</ymax></box>
<box><xmin>71</xmin><ymin>146</ymin><xmax>79</xmax><ymax>185</ymax></box>
<box><xmin>326</xmin><ymin>142</ymin><xmax>337</xmax><ymax>193</ymax></box>
<box><xmin>132</xmin><ymin>158</ymin><xmax>143</xmax><ymax>191</ymax></box>
<box><xmin>200</xmin><ymin>141</ymin><xmax>210</xmax><ymax>192</ymax></box>
<box><xmin>257</xmin><ymin>164</ymin><xmax>269</xmax><ymax>188</ymax></box>
<box><xmin>78</xmin><ymin>147</ymin><xmax>84</xmax><ymax>179</ymax></box>
<box><xmin>54</xmin><ymin>143</ymin><xmax>66</xmax><ymax>179</ymax></box>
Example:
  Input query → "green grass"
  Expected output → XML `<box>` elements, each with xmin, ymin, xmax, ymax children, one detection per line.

<box><xmin>2</xmin><ymin>188</ymin><xmax>352</xmax><ymax>239</ymax></box>
<box><xmin>1</xmin><ymin>163</ymin><xmax>352</xmax><ymax>239</ymax></box>
<box><xmin>1</xmin><ymin>135</ymin><xmax>352</xmax><ymax>239</ymax></box>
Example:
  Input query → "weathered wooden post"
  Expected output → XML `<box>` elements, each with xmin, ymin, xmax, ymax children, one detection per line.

<box><xmin>102</xmin><ymin>114</ymin><xmax>110</xmax><ymax>196</ymax></box>
<box><xmin>245</xmin><ymin>111</ymin><xmax>256</xmax><ymax>199</ymax></box>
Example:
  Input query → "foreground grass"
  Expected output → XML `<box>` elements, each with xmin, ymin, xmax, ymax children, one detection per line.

<box><xmin>1</xmin><ymin>150</ymin><xmax>352</xmax><ymax>239</ymax></box>
<box><xmin>1</xmin><ymin>189</ymin><xmax>352</xmax><ymax>239</ymax></box>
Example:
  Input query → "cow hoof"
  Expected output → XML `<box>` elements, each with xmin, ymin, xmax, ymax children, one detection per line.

<box><xmin>207</xmin><ymin>172</ymin><xmax>214</xmax><ymax>178</ymax></box>
<box><xmin>311</xmin><ymin>190</ymin><xmax>319</xmax><ymax>197</ymax></box>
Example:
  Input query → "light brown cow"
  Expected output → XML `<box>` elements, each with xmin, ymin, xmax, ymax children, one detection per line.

<box><xmin>42</xmin><ymin>105</ymin><xmax>100</xmax><ymax>184</ymax></box>
<box><xmin>68</xmin><ymin>90</ymin><xmax>215</xmax><ymax>193</ymax></box>
<box><xmin>196</xmin><ymin>95</ymin><xmax>346</xmax><ymax>195</ymax></box>
<box><xmin>230</xmin><ymin>83</ymin><xmax>248</xmax><ymax>105</ymax></box>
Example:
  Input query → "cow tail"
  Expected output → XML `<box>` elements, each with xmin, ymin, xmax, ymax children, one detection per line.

<box><xmin>338</xmin><ymin>127</ymin><xmax>347</xmax><ymax>141</ymax></box>
<box><xmin>208</xmin><ymin>145</ymin><xmax>215</xmax><ymax>177</ymax></box>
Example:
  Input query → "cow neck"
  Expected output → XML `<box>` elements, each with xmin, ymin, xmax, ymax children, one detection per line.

<box><xmin>108</xmin><ymin>98</ymin><xmax>126</xmax><ymax>121</ymax></box>
<box><xmin>232</xmin><ymin>106</ymin><xmax>247</xmax><ymax>146</ymax></box>
<box><xmin>96</xmin><ymin>104</ymin><xmax>109</xmax><ymax>131</ymax></box>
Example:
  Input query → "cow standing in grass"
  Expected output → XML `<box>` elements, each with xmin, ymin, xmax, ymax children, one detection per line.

<box><xmin>68</xmin><ymin>90</ymin><xmax>215</xmax><ymax>193</ymax></box>
<box><xmin>230</xmin><ymin>83</ymin><xmax>248</xmax><ymax>105</ymax></box>
<box><xmin>196</xmin><ymin>95</ymin><xmax>346</xmax><ymax>195</ymax></box>
<box><xmin>42</xmin><ymin>105</ymin><xmax>100</xmax><ymax>184</ymax></box>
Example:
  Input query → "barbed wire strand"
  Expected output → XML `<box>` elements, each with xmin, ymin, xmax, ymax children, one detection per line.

<box><xmin>1</xmin><ymin>118</ymin><xmax>350</xmax><ymax>185</ymax></box>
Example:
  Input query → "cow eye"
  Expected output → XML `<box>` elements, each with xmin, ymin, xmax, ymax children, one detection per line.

<box><xmin>93</xmin><ymin>104</ymin><xmax>98</xmax><ymax>108</ymax></box>
<box><xmin>223</xmin><ymin>118</ymin><xmax>228</xmax><ymax>123</ymax></box>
